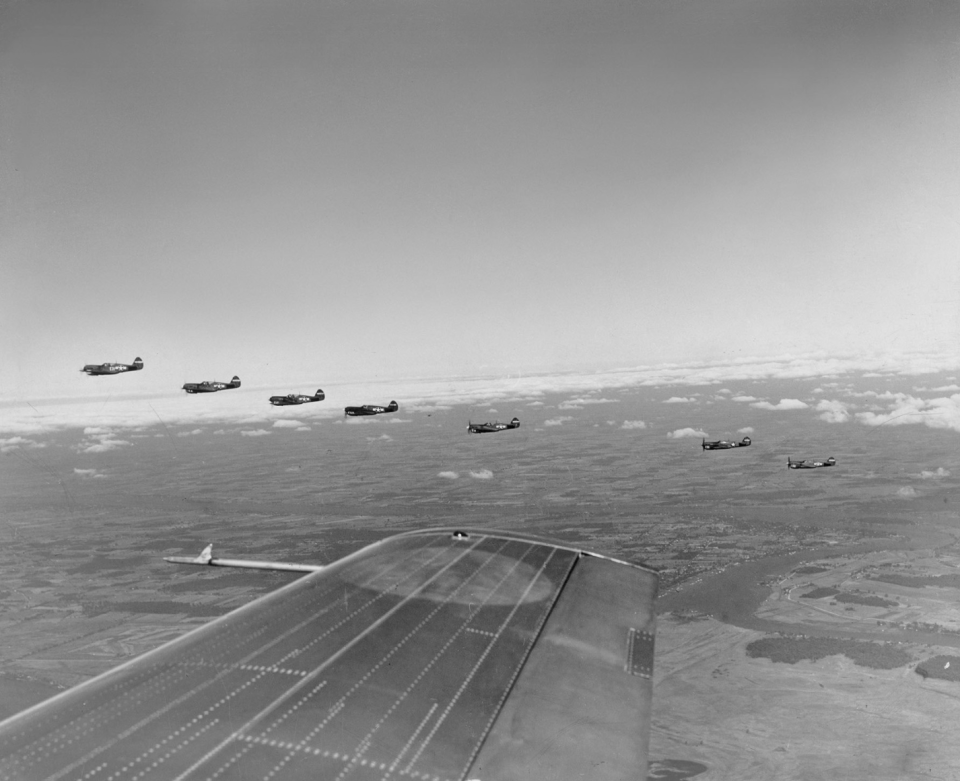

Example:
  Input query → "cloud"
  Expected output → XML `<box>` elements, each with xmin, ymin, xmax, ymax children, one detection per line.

<box><xmin>731</xmin><ymin>395</ymin><xmax>758</xmax><ymax>402</ymax></box>
<box><xmin>73</xmin><ymin>468</ymin><xmax>104</xmax><ymax>478</ymax></box>
<box><xmin>918</xmin><ymin>468</ymin><xmax>950</xmax><ymax>479</ymax></box>
<box><xmin>272</xmin><ymin>420</ymin><xmax>304</xmax><ymax>429</ymax></box>
<box><xmin>559</xmin><ymin>397</ymin><xmax>618</xmax><ymax>409</ymax></box>
<box><xmin>367</xmin><ymin>434</ymin><xmax>393</xmax><ymax>442</ymax></box>
<box><xmin>667</xmin><ymin>427</ymin><xmax>707</xmax><ymax>439</ymax></box>
<box><xmin>0</xmin><ymin>436</ymin><xmax>44</xmax><ymax>453</ymax></box>
<box><xmin>751</xmin><ymin>399</ymin><xmax>809</xmax><ymax>411</ymax></box>
<box><xmin>177</xmin><ymin>429</ymin><xmax>203</xmax><ymax>437</ymax></box>
<box><xmin>543</xmin><ymin>416</ymin><xmax>574</xmax><ymax>426</ymax></box>
<box><xmin>621</xmin><ymin>420</ymin><xmax>647</xmax><ymax>430</ymax></box>
<box><xmin>469</xmin><ymin>469</ymin><xmax>494</xmax><ymax>479</ymax></box>
<box><xmin>737</xmin><ymin>427</ymin><xmax>754</xmax><ymax>434</ymax></box>
<box><xmin>854</xmin><ymin>393</ymin><xmax>960</xmax><ymax>433</ymax></box>
<box><xmin>295</xmin><ymin>426</ymin><xmax>311</xmax><ymax>432</ymax></box>
<box><xmin>526</xmin><ymin>401</ymin><xmax>544</xmax><ymax>406</ymax></box>
<box><xmin>438</xmin><ymin>471</ymin><xmax>459</xmax><ymax>479</ymax></box>
<box><xmin>240</xmin><ymin>429</ymin><xmax>271</xmax><ymax>437</ymax></box>
<box><xmin>897</xmin><ymin>487</ymin><xmax>918</xmax><ymax>499</ymax></box>
<box><xmin>663</xmin><ymin>396</ymin><xmax>695</xmax><ymax>404</ymax></box>
<box><xmin>816</xmin><ymin>399</ymin><xmax>852</xmax><ymax>423</ymax></box>
<box><xmin>78</xmin><ymin>433</ymin><xmax>132</xmax><ymax>453</ymax></box>
<box><xmin>4</xmin><ymin>352</ymin><xmax>960</xmax><ymax>439</ymax></box>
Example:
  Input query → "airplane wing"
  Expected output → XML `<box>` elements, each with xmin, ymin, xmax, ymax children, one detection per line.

<box><xmin>0</xmin><ymin>529</ymin><xmax>657</xmax><ymax>781</ymax></box>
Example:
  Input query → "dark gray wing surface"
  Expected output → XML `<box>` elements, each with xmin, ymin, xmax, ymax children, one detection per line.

<box><xmin>0</xmin><ymin>530</ymin><xmax>657</xmax><ymax>781</ymax></box>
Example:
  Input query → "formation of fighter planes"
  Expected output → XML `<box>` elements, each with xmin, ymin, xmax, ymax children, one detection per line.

<box><xmin>79</xmin><ymin>357</ymin><xmax>841</xmax><ymax>462</ymax></box>
<box><xmin>81</xmin><ymin>358</ymin><xmax>431</xmax><ymax>423</ymax></box>
<box><xmin>702</xmin><ymin>434</ymin><xmax>836</xmax><ymax>468</ymax></box>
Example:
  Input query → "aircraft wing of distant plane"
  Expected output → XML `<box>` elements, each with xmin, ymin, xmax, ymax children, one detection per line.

<box><xmin>0</xmin><ymin>529</ymin><xmax>657</xmax><ymax>781</ymax></box>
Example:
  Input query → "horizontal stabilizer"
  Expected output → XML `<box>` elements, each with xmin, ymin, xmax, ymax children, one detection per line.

<box><xmin>164</xmin><ymin>545</ymin><xmax>323</xmax><ymax>573</ymax></box>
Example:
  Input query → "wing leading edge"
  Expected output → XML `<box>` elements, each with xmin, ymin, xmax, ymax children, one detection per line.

<box><xmin>0</xmin><ymin>529</ymin><xmax>657</xmax><ymax>781</ymax></box>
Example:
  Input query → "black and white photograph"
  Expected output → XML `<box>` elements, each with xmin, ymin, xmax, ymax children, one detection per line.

<box><xmin>1</xmin><ymin>0</ymin><xmax>959</xmax><ymax>778</ymax></box>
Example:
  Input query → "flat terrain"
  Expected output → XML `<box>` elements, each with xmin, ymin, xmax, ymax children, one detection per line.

<box><xmin>2</xmin><ymin>376</ymin><xmax>959</xmax><ymax>778</ymax></box>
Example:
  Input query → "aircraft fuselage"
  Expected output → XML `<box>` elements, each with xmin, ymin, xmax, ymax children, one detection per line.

<box><xmin>344</xmin><ymin>401</ymin><xmax>398</xmax><ymax>416</ymax></box>
<box><xmin>81</xmin><ymin>358</ymin><xmax>143</xmax><ymax>376</ymax></box>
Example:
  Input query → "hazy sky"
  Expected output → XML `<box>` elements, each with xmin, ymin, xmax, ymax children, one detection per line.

<box><xmin>2</xmin><ymin>0</ymin><xmax>958</xmax><ymax>401</ymax></box>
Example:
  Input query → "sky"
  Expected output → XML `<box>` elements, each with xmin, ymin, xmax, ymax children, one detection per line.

<box><xmin>2</xmin><ymin>0</ymin><xmax>959</xmax><ymax>406</ymax></box>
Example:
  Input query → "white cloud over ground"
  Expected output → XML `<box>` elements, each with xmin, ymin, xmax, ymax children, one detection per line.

<box><xmin>621</xmin><ymin>420</ymin><xmax>647</xmax><ymax>430</ymax></box>
<box><xmin>543</xmin><ymin>416</ymin><xmax>574</xmax><ymax>427</ymax></box>
<box><xmin>668</xmin><ymin>428</ymin><xmax>707</xmax><ymax>439</ymax></box>
<box><xmin>240</xmin><ymin>429</ymin><xmax>271</xmax><ymax>437</ymax></box>
<box><xmin>0</xmin><ymin>436</ymin><xmax>45</xmax><ymax>453</ymax></box>
<box><xmin>855</xmin><ymin>393</ymin><xmax>960</xmax><ymax>433</ymax></box>
<box><xmin>816</xmin><ymin>399</ymin><xmax>852</xmax><ymax>423</ymax></box>
<box><xmin>663</xmin><ymin>396</ymin><xmax>695</xmax><ymax>404</ymax></box>
<box><xmin>897</xmin><ymin>486</ymin><xmax>918</xmax><ymax>499</ymax></box>
<box><xmin>738</xmin><ymin>427</ymin><xmax>754</xmax><ymax>434</ymax></box>
<box><xmin>559</xmin><ymin>397</ymin><xmax>618</xmax><ymax>409</ymax></box>
<box><xmin>469</xmin><ymin>469</ymin><xmax>494</xmax><ymax>479</ymax></box>
<box><xmin>177</xmin><ymin>429</ymin><xmax>203</xmax><ymax>437</ymax></box>
<box><xmin>73</xmin><ymin>468</ymin><xmax>105</xmax><ymax>478</ymax></box>
<box><xmin>438</xmin><ymin>471</ymin><xmax>459</xmax><ymax>479</ymax></box>
<box><xmin>3</xmin><ymin>352</ymin><xmax>960</xmax><ymax>440</ymax></box>
<box><xmin>751</xmin><ymin>399</ymin><xmax>809</xmax><ymax>411</ymax></box>
<box><xmin>731</xmin><ymin>395</ymin><xmax>758</xmax><ymax>403</ymax></box>
<box><xmin>272</xmin><ymin>420</ymin><xmax>304</xmax><ymax>428</ymax></box>
<box><xmin>917</xmin><ymin>468</ymin><xmax>950</xmax><ymax>479</ymax></box>
<box><xmin>76</xmin><ymin>430</ymin><xmax>132</xmax><ymax>453</ymax></box>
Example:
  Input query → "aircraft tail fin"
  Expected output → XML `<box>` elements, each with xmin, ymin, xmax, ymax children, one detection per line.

<box><xmin>315</xmin><ymin>389</ymin><xmax>325</xmax><ymax>400</ymax></box>
<box><xmin>231</xmin><ymin>376</ymin><xmax>241</xmax><ymax>387</ymax></box>
<box><xmin>133</xmin><ymin>357</ymin><xmax>143</xmax><ymax>369</ymax></box>
<box><xmin>741</xmin><ymin>436</ymin><xmax>752</xmax><ymax>445</ymax></box>
<box><xmin>387</xmin><ymin>400</ymin><xmax>398</xmax><ymax>411</ymax></box>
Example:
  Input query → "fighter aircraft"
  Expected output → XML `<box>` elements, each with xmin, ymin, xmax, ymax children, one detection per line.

<box><xmin>344</xmin><ymin>400</ymin><xmax>399</xmax><ymax>416</ymax></box>
<box><xmin>788</xmin><ymin>456</ymin><xmax>836</xmax><ymax>469</ymax></box>
<box><xmin>181</xmin><ymin>376</ymin><xmax>241</xmax><ymax>394</ymax></box>
<box><xmin>0</xmin><ymin>528</ymin><xmax>658</xmax><ymax>781</ymax></box>
<box><xmin>80</xmin><ymin>356</ymin><xmax>143</xmax><ymax>375</ymax></box>
<box><xmin>269</xmin><ymin>388</ymin><xmax>325</xmax><ymax>406</ymax></box>
<box><xmin>467</xmin><ymin>417</ymin><xmax>521</xmax><ymax>433</ymax></box>
<box><xmin>702</xmin><ymin>436</ymin><xmax>752</xmax><ymax>450</ymax></box>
